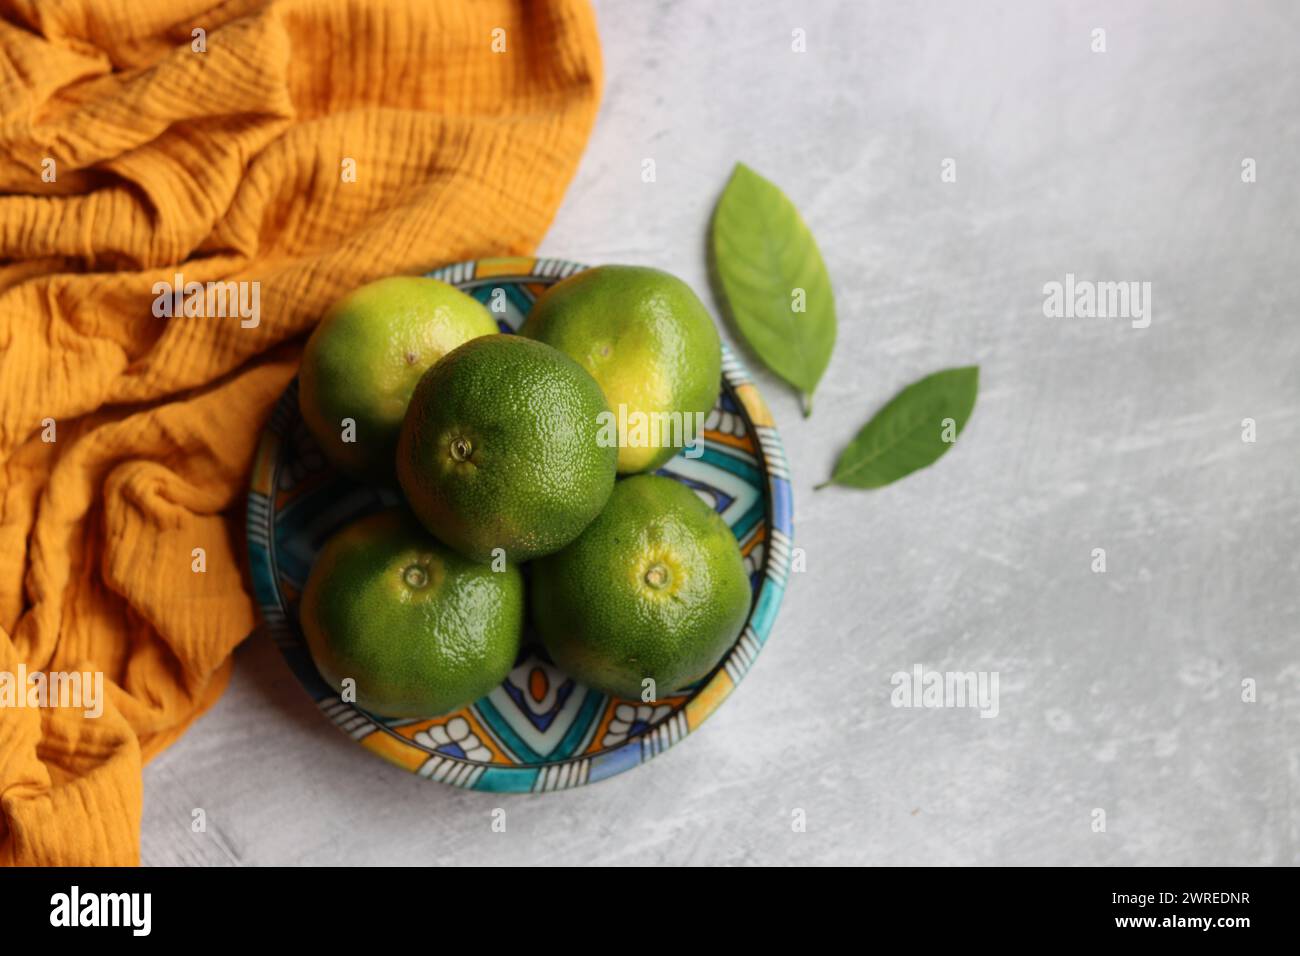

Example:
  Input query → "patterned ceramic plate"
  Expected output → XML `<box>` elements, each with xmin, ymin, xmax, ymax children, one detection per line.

<box><xmin>246</xmin><ymin>257</ymin><xmax>793</xmax><ymax>793</ymax></box>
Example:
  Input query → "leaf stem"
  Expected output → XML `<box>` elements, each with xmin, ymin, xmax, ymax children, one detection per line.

<box><xmin>801</xmin><ymin>392</ymin><xmax>813</xmax><ymax>417</ymax></box>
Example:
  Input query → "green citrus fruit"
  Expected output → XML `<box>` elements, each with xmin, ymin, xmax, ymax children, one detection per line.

<box><xmin>519</xmin><ymin>265</ymin><xmax>721</xmax><ymax>473</ymax></box>
<box><xmin>396</xmin><ymin>335</ymin><xmax>617</xmax><ymax>563</ymax></box>
<box><xmin>300</xmin><ymin>508</ymin><xmax>524</xmax><ymax>718</ymax></box>
<box><xmin>299</xmin><ymin>276</ymin><xmax>498</xmax><ymax>481</ymax></box>
<box><xmin>530</xmin><ymin>474</ymin><xmax>751</xmax><ymax>699</ymax></box>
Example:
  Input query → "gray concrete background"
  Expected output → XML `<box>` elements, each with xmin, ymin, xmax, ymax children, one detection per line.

<box><xmin>142</xmin><ymin>0</ymin><xmax>1300</xmax><ymax>866</ymax></box>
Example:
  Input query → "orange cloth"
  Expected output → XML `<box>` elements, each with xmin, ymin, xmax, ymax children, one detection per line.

<box><xmin>0</xmin><ymin>0</ymin><xmax>601</xmax><ymax>865</ymax></box>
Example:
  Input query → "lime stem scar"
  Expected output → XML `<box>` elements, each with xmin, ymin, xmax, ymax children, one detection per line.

<box><xmin>403</xmin><ymin>565</ymin><xmax>429</xmax><ymax>588</ymax></box>
<box><xmin>450</xmin><ymin>437</ymin><xmax>472</xmax><ymax>462</ymax></box>
<box><xmin>644</xmin><ymin>563</ymin><xmax>670</xmax><ymax>590</ymax></box>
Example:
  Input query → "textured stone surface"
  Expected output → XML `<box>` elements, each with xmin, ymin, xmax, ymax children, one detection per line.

<box><xmin>142</xmin><ymin>0</ymin><xmax>1300</xmax><ymax>866</ymax></box>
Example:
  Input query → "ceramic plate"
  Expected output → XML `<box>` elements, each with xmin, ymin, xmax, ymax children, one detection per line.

<box><xmin>246</xmin><ymin>257</ymin><xmax>793</xmax><ymax>792</ymax></box>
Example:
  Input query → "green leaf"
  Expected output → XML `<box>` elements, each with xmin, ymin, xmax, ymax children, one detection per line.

<box><xmin>710</xmin><ymin>162</ymin><xmax>836</xmax><ymax>416</ymax></box>
<box><xmin>818</xmin><ymin>366</ymin><xmax>979</xmax><ymax>490</ymax></box>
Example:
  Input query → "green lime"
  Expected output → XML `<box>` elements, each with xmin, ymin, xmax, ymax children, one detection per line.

<box><xmin>530</xmin><ymin>474</ymin><xmax>751</xmax><ymax>699</ymax></box>
<box><xmin>299</xmin><ymin>276</ymin><xmax>498</xmax><ymax>480</ymax></box>
<box><xmin>300</xmin><ymin>508</ymin><xmax>524</xmax><ymax>717</ymax></box>
<box><xmin>396</xmin><ymin>335</ymin><xmax>617</xmax><ymax>563</ymax></box>
<box><xmin>520</xmin><ymin>265</ymin><xmax>721</xmax><ymax>473</ymax></box>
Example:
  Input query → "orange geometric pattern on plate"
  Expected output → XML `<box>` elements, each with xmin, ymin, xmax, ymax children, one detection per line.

<box><xmin>391</xmin><ymin>710</ymin><xmax>513</xmax><ymax>764</ymax></box>
<box><xmin>475</xmin><ymin>257</ymin><xmax>535</xmax><ymax>278</ymax></box>
<box><xmin>582</xmin><ymin>693</ymin><xmax>690</xmax><ymax>754</ymax></box>
<box><xmin>739</xmin><ymin>524</ymin><xmax>765</xmax><ymax>559</ymax></box>
<box><xmin>361</xmin><ymin>727</ymin><xmax>429</xmax><ymax>771</ymax></box>
<box><xmin>528</xmin><ymin>666</ymin><xmax>549</xmax><ymax>703</ymax></box>
<box><xmin>706</xmin><ymin>427</ymin><xmax>757</xmax><ymax>454</ymax></box>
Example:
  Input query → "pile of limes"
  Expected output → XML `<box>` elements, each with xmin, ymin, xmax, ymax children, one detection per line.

<box><xmin>297</xmin><ymin>266</ymin><xmax>751</xmax><ymax>718</ymax></box>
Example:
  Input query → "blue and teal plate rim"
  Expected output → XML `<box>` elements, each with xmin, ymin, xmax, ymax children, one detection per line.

<box><xmin>246</xmin><ymin>256</ymin><xmax>794</xmax><ymax>793</ymax></box>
